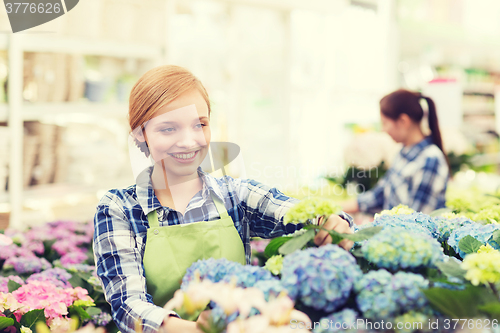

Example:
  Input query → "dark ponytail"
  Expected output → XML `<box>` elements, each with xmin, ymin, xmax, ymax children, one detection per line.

<box><xmin>423</xmin><ymin>97</ymin><xmax>443</xmax><ymax>155</ymax></box>
<box><xmin>380</xmin><ymin>89</ymin><xmax>449</xmax><ymax>170</ymax></box>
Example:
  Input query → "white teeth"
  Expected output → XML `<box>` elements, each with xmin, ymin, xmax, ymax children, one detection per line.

<box><xmin>172</xmin><ymin>151</ymin><xmax>196</xmax><ymax>159</ymax></box>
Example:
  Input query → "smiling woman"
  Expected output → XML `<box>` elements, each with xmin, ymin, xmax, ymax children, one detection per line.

<box><xmin>93</xmin><ymin>65</ymin><xmax>355</xmax><ymax>333</ymax></box>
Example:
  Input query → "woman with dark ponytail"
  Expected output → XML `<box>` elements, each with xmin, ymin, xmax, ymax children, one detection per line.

<box><xmin>343</xmin><ymin>89</ymin><xmax>450</xmax><ymax>214</ymax></box>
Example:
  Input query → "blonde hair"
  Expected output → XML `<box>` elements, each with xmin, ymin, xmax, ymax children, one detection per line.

<box><xmin>129</xmin><ymin>65</ymin><xmax>211</xmax><ymax>155</ymax></box>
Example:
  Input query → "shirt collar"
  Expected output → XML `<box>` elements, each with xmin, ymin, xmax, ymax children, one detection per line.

<box><xmin>136</xmin><ymin>166</ymin><xmax>225</xmax><ymax>216</ymax></box>
<box><xmin>400</xmin><ymin>136</ymin><xmax>433</xmax><ymax>161</ymax></box>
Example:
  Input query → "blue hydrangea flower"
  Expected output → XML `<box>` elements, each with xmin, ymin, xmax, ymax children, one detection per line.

<box><xmin>281</xmin><ymin>244</ymin><xmax>362</xmax><ymax>313</ymax></box>
<box><xmin>355</xmin><ymin>269</ymin><xmax>429</xmax><ymax>320</ymax></box>
<box><xmin>313</xmin><ymin>309</ymin><xmax>358</xmax><ymax>333</ymax></box>
<box><xmin>355</xmin><ymin>214</ymin><xmax>433</xmax><ymax>248</ymax></box>
<box><xmin>430</xmin><ymin>216</ymin><xmax>475</xmax><ymax>243</ymax></box>
<box><xmin>208</xmin><ymin>303</ymin><xmax>240</xmax><ymax>328</ymax></box>
<box><xmin>181</xmin><ymin>258</ymin><xmax>275</xmax><ymax>290</ymax></box>
<box><xmin>448</xmin><ymin>223</ymin><xmax>500</xmax><ymax>258</ymax></box>
<box><xmin>370</xmin><ymin>213</ymin><xmax>436</xmax><ymax>237</ymax></box>
<box><xmin>253</xmin><ymin>279</ymin><xmax>285</xmax><ymax>301</ymax></box>
<box><xmin>362</xmin><ymin>227</ymin><xmax>444</xmax><ymax>270</ymax></box>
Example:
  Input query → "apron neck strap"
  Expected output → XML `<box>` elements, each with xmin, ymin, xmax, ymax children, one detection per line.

<box><xmin>147</xmin><ymin>209</ymin><xmax>159</xmax><ymax>228</ymax></box>
<box><xmin>147</xmin><ymin>193</ymin><xmax>229</xmax><ymax>226</ymax></box>
<box><xmin>210</xmin><ymin>193</ymin><xmax>229</xmax><ymax>219</ymax></box>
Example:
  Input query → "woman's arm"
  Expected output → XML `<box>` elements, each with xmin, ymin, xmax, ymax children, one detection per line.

<box><xmin>93</xmin><ymin>194</ymin><xmax>171</xmax><ymax>333</ymax></box>
<box><xmin>235</xmin><ymin>178</ymin><xmax>353</xmax><ymax>249</ymax></box>
<box><xmin>341</xmin><ymin>199</ymin><xmax>359</xmax><ymax>214</ymax></box>
<box><xmin>355</xmin><ymin>175</ymin><xmax>387</xmax><ymax>214</ymax></box>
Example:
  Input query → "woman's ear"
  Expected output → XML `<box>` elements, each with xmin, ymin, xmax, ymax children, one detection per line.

<box><xmin>397</xmin><ymin>114</ymin><xmax>412</xmax><ymax>128</ymax></box>
<box><xmin>132</xmin><ymin>126</ymin><xmax>147</xmax><ymax>143</ymax></box>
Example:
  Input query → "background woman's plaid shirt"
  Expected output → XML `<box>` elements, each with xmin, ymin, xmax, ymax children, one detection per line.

<box><xmin>357</xmin><ymin>136</ymin><xmax>449</xmax><ymax>214</ymax></box>
<box><xmin>93</xmin><ymin>167</ymin><xmax>353</xmax><ymax>333</ymax></box>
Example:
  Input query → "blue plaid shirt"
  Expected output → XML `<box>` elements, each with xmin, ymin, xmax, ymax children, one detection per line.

<box><xmin>93</xmin><ymin>167</ymin><xmax>353</xmax><ymax>333</ymax></box>
<box><xmin>357</xmin><ymin>136</ymin><xmax>449</xmax><ymax>214</ymax></box>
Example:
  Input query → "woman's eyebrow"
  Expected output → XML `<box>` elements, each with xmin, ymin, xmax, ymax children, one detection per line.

<box><xmin>156</xmin><ymin>121</ymin><xmax>177</xmax><ymax>126</ymax></box>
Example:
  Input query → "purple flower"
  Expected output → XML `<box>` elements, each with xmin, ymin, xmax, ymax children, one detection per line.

<box><xmin>26</xmin><ymin>267</ymin><xmax>72</xmax><ymax>288</ymax></box>
<box><xmin>3</xmin><ymin>256</ymin><xmax>52</xmax><ymax>274</ymax></box>
<box><xmin>52</xmin><ymin>239</ymin><xmax>81</xmax><ymax>256</ymax></box>
<box><xmin>60</xmin><ymin>251</ymin><xmax>88</xmax><ymax>266</ymax></box>
<box><xmin>87</xmin><ymin>312</ymin><xmax>112</xmax><ymax>327</ymax></box>
<box><xmin>21</xmin><ymin>241</ymin><xmax>45</xmax><ymax>255</ymax></box>
<box><xmin>0</xmin><ymin>244</ymin><xmax>34</xmax><ymax>261</ymax></box>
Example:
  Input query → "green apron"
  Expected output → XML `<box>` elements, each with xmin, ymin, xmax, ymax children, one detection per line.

<box><xmin>143</xmin><ymin>194</ymin><xmax>246</xmax><ymax>307</ymax></box>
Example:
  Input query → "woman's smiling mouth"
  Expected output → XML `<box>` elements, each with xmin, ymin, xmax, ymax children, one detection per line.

<box><xmin>168</xmin><ymin>150</ymin><xmax>200</xmax><ymax>163</ymax></box>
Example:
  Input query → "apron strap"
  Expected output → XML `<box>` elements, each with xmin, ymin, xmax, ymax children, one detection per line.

<box><xmin>147</xmin><ymin>193</ymin><xmax>230</xmax><ymax>226</ymax></box>
<box><xmin>147</xmin><ymin>209</ymin><xmax>160</xmax><ymax>228</ymax></box>
<box><xmin>210</xmin><ymin>193</ymin><xmax>229</xmax><ymax>219</ymax></box>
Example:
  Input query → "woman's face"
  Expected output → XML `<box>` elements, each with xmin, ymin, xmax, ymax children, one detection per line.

<box><xmin>142</xmin><ymin>89</ymin><xmax>211</xmax><ymax>179</ymax></box>
<box><xmin>380</xmin><ymin>112</ymin><xmax>406</xmax><ymax>143</ymax></box>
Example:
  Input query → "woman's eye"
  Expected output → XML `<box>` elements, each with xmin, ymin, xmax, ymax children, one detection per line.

<box><xmin>160</xmin><ymin>128</ymin><xmax>175</xmax><ymax>133</ymax></box>
<box><xmin>195</xmin><ymin>123</ymin><xmax>206</xmax><ymax>129</ymax></box>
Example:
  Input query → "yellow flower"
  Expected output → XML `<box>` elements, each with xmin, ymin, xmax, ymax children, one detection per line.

<box><xmin>264</xmin><ymin>255</ymin><xmax>283</xmax><ymax>275</ymax></box>
<box><xmin>441</xmin><ymin>212</ymin><xmax>459</xmax><ymax>219</ymax></box>
<box><xmin>461</xmin><ymin>248</ymin><xmax>500</xmax><ymax>286</ymax></box>
<box><xmin>477</xmin><ymin>244</ymin><xmax>496</xmax><ymax>254</ymax></box>
<box><xmin>374</xmin><ymin>204</ymin><xmax>414</xmax><ymax>219</ymax></box>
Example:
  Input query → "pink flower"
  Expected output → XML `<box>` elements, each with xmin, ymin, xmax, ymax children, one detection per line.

<box><xmin>9</xmin><ymin>281</ymin><xmax>91</xmax><ymax>323</ymax></box>
<box><xmin>0</xmin><ymin>234</ymin><xmax>13</xmax><ymax>246</ymax></box>
<box><xmin>60</xmin><ymin>251</ymin><xmax>88</xmax><ymax>266</ymax></box>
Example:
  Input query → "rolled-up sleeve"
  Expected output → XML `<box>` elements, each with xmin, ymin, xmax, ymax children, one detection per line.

<box><xmin>241</xmin><ymin>179</ymin><xmax>354</xmax><ymax>238</ymax></box>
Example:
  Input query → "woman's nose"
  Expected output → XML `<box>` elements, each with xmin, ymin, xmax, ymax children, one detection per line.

<box><xmin>176</xmin><ymin>128</ymin><xmax>206</xmax><ymax>147</ymax></box>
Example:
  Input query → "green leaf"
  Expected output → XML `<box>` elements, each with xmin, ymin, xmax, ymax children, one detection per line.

<box><xmin>341</xmin><ymin>226</ymin><xmax>383</xmax><ymax>242</ymax></box>
<box><xmin>492</xmin><ymin>230</ymin><xmax>500</xmax><ymax>246</ymax></box>
<box><xmin>0</xmin><ymin>317</ymin><xmax>15</xmax><ymax>330</ymax></box>
<box><xmin>327</xmin><ymin>230</ymin><xmax>344</xmax><ymax>244</ymax></box>
<box><xmin>20</xmin><ymin>309</ymin><xmax>45</xmax><ymax>330</ymax></box>
<box><xmin>350</xmin><ymin>247</ymin><xmax>364</xmax><ymax>257</ymax></box>
<box><xmin>7</xmin><ymin>280</ymin><xmax>22</xmax><ymax>293</ymax></box>
<box><xmin>265</xmin><ymin>236</ymin><xmax>292</xmax><ymax>258</ymax></box>
<box><xmin>458</xmin><ymin>235</ymin><xmax>483</xmax><ymax>254</ymax></box>
<box><xmin>435</xmin><ymin>259</ymin><xmax>466</xmax><ymax>280</ymax></box>
<box><xmin>278</xmin><ymin>229</ymin><xmax>315</xmax><ymax>255</ymax></box>
<box><xmin>68</xmin><ymin>274</ymin><xmax>85</xmax><ymax>288</ymax></box>
<box><xmin>69</xmin><ymin>305</ymin><xmax>91</xmax><ymax>321</ymax></box>
<box><xmin>423</xmin><ymin>286</ymin><xmax>497</xmax><ymax>319</ymax></box>
<box><xmin>325</xmin><ymin>226</ymin><xmax>382</xmax><ymax>245</ymax></box>
<box><xmin>85</xmin><ymin>307</ymin><xmax>102</xmax><ymax>317</ymax></box>
<box><xmin>478</xmin><ymin>302</ymin><xmax>500</xmax><ymax>320</ymax></box>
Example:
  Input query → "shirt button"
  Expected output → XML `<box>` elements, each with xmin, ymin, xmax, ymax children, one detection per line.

<box><xmin>154</xmin><ymin>229</ymin><xmax>159</xmax><ymax>235</ymax></box>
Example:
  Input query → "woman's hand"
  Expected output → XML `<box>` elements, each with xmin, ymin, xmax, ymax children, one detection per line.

<box><xmin>313</xmin><ymin>215</ymin><xmax>354</xmax><ymax>250</ymax></box>
<box><xmin>162</xmin><ymin>316</ymin><xmax>202</xmax><ymax>333</ymax></box>
<box><xmin>196</xmin><ymin>310</ymin><xmax>211</xmax><ymax>331</ymax></box>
